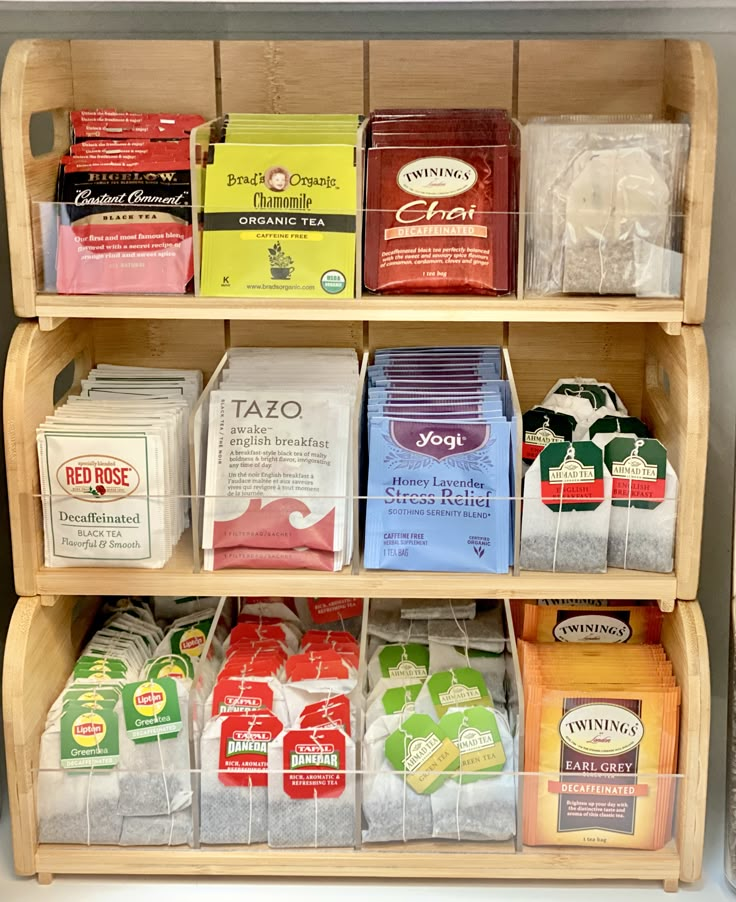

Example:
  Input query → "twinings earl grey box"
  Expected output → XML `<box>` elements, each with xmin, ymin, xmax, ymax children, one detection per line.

<box><xmin>200</xmin><ymin>115</ymin><xmax>361</xmax><ymax>299</ymax></box>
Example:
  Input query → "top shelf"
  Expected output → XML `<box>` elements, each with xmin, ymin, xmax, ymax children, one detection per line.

<box><xmin>1</xmin><ymin>38</ymin><xmax>717</xmax><ymax>327</ymax></box>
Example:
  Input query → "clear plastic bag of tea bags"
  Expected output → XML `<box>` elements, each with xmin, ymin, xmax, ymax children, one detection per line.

<box><xmin>520</xmin><ymin>441</ymin><xmax>612</xmax><ymax>573</ymax></box>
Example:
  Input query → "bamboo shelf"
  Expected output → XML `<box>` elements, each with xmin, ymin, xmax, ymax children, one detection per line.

<box><xmin>2</xmin><ymin>595</ymin><xmax>709</xmax><ymax>890</ymax></box>
<box><xmin>0</xmin><ymin>38</ymin><xmax>717</xmax><ymax>325</ymax></box>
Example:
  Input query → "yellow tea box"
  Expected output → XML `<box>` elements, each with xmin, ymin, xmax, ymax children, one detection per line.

<box><xmin>523</xmin><ymin>686</ymin><xmax>680</xmax><ymax>849</ymax></box>
<box><xmin>521</xmin><ymin>603</ymin><xmax>662</xmax><ymax>645</ymax></box>
<box><xmin>200</xmin><ymin>121</ymin><xmax>359</xmax><ymax>299</ymax></box>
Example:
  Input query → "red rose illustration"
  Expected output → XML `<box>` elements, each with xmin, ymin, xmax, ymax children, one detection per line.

<box><xmin>96</xmin><ymin>485</ymin><xmax>107</xmax><ymax>496</ymax></box>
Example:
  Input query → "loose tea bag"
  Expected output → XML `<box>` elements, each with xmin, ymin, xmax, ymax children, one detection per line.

<box><xmin>365</xmin><ymin>681</ymin><xmax>424</xmax><ymax>732</ymax></box>
<box><xmin>294</xmin><ymin>597</ymin><xmax>363</xmax><ymax>638</ymax></box>
<box><xmin>414</xmin><ymin>667</ymin><xmax>497</xmax><ymax>719</ymax></box>
<box><xmin>368</xmin><ymin>644</ymin><xmax>430</xmax><ymax>692</ymax></box>
<box><xmin>119</xmin><ymin>810</ymin><xmax>193</xmax><ymax>847</ymax></box>
<box><xmin>428</xmin><ymin>642</ymin><xmax>506</xmax><ymax>705</ymax></box>
<box><xmin>431</xmin><ymin>707</ymin><xmax>516</xmax><ymax>841</ymax></box>
<box><xmin>362</xmin><ymin>713</ymin><xmax>434</xmax><ymax>843</ymax></box>
<box><xmin>520</xmin><ymin>442</ymin><xmax>612</xmax><ymax>573</ymax></box>
<box><xmin>427</xmin><ymin>603</ymin><xmax>505</xmax><ymax>653</ymax></box>
<box><xmin>603</xmin><ymin>437</ymin><xmax>677</xmax><ymax>573</ymax></box>
<box><xmin>369</xmin><ymin>602</ymin><xmax>429</xmax><ymax>645</ymax></box>
<box><xmin>401</xmin><ymin>599</ymin><xmax>476</xmax><ymax>620</ymax></box>
<box><xmin>268</xmin><ymin>727</ymin><xmax>356</xmax><ymax>848</ymax></box>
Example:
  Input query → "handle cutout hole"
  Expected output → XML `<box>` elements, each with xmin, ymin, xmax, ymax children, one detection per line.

<box><xmin>53</xmin><ymin>360</ymin><xmax>75</xmax><ymax>404</ymax></box>
<box><xmin>29</xmin><ymin>111</ymin><xmax>57</xmax><ymax>158</ymax></box>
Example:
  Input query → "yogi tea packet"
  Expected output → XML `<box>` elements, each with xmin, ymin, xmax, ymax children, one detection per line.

<box><xmin>200</xmin><ymin>114</ymin><xmax>361</xmax><ymax>298</ymax></box>
<box><xmin>363</xmin><ymin>109</ymin><xmax>519</xmax><ymax>295</ymax></box>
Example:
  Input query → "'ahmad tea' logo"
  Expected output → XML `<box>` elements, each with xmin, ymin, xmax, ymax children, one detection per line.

<box><xmin>553</xmin><ymin>615</ymin><xmax>632</xmax><ymax>644</ymax></box>
<box><xmin>549</xmin><ymin>459</ymin><xmax>595</xmax><ymax>484</ymax></box>
<box><xmin>559</xmin><ymin>703</ymin><xmax>644</xmax><ymax>757</ymax></box>
<box><xmin>611</xmin><ymin>453</ymin><xmax>658</xmax><ymax>481</ymax></box>
<box><xmin>438</xmin><ymin>684</ymin><xmax>482</xmax><ymax>707</ymax></box>
<box><xmin>397</xmin><ymin>157</ymin><xmax>478</xmax><ymax>198</ymax></box>
<box><xmin>58</xmin><ymin>454</ymin><xmax>140</xmax><ymax>501</ymax></box>
<box><xmin>525</xmin><ymin>422</ymin><xmax>563</xmax><ymax>449</ymax></box>
<box><xmin>388</xmin><ymin>661</ymin><xmax>428</xmax><ymax>679</ymax></box>
<box><xmin>457</xmin><ymin>727</ymin><xmax>494</xmax><ymax>754</ymax></box>
<box><xmin>133</xmin><ymin>681</ymin><xmax>167</xmax><ymax>718</ymax></box>
<box><xmin>405</xmin><ymin>734</ymin><xmax>442</xmax><ymax>770</ymax></box>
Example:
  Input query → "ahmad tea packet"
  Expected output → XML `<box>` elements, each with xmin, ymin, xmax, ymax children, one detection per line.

<box><xmin>200</xmin><ymin>115</ymin><xmax>360</xmax><ymax>298</ymax></box>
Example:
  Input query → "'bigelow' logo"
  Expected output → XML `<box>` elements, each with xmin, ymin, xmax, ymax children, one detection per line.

<box><xmin>58</xmin><ymin>454</ymin><xmax>140</xmax><ymax>501</ymax></box>
<box><xmin>559</xmin><ymin>703</ymin><xmax>644</xmax><ymax>757</ymax></box>
<box><xmin>397</xmin><ymin>157</ymin><xmax>478</xmax><ymax>198</ymax></box>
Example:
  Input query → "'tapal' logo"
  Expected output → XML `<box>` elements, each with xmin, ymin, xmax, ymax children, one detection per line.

<box><xmin>72</xmin><ymin>712</ymin><xmax>106</xmax><ymax>748</ymax></box>
<box><xmin>133</xmin><ymin>681</ymin><xmax>167</xmax><ymax>718</ymax></box>
<box><xmin>397</xmin><ymin>156</ymin><xmax>478</xmax><ymax>199</ymax></box>
<box><xmin>57</xmin><ymin>455</ymin><xmax>140</xmax><ymax>502</ymax></box>
<box><xmin>559</xmin><ymin>703</ymin><xmax>643</xmax><ymax>757</ymax></box>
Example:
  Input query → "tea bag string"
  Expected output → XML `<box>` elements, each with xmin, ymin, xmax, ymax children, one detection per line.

<box><xmin>449</xmin><ymin>602</ymin><xmax>470</xmax><ymax>666</ymax></box>
<box><xmin>623</xmin><ymin>439</ymin><xmax>644</xmax><ymax>571</ymax></box>
<box><xmin>310</xmin><ymin>726</ymin><xmax>322</xmax><ymax>849</ymax></box>
<box><xmin>85</xmin><ymin>763</ymin><xmax>94</xmax><ymax>846</ymax></box>
<box><xmin>455</xmin><ymin>713</ymin><xmax>469</xmax><ymax>842</ymax></box>
<box><xmin>399</xmin><ymin>716</ymin><xmax>410</xmax><ymax>844</ymax></box>
<box><xmin>247</xmin><ymin>712</ymin><xmax>257</xmax><ymax>846</ymax></box>
<box><xmin>552</xmin><ymin>445</ymin><xmax>575</xmax><ymax>573</ymax></box>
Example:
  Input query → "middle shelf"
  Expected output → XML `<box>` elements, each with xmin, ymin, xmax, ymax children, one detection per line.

<box><xmin>5</xmin><ymin>316</ymin><xmax>708</xmax><ymax>602</ymax></box>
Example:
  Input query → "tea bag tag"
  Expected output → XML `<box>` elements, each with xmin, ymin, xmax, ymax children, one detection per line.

<box><xmin>539</xmin><ymin>441</ymin><xmax>605</xmax><ymax>512</ymax></box>
<box><xmin>384</xmin><ymin>713</ymin><xmax>460</xmax><ymax>795</ymax></box>
<box><xmin>439</xmin><ymin>707</ymin><xmax>507</xmax><ymax>779</ymax></box>
<box><xmin>604</xmin><ymin>437</ymin><xmax>667</xmax><ymax>510</ymax></box>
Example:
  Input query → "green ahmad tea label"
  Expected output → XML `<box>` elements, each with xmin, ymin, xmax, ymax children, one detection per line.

<box><xmin>378</xmin><ymin>644</ymin><xmax>429</xmax><ymax>680</ymax></box>
<box><xmin>61</xmin><ymin>704</ymin><xmax>119</xmax><ymax>770</ymax></box>
<box><xmin>200</xmin><ymin>141</ymin><xmax>357</xmax><ymax>299</ymax></box>
<box><xmin>381</xmin><ymin>683</ymin><xmax>423</xmax><ymax>716</ymax></box>
<box><xmin>553</xmin><ymin>384</ymin><xmax>609</xmax><ymax>410</ymax></box>
<box><xmin>540</xmin><ymin>442</ymin><xmax>605</xmax><ymax>512</ymax></box>
<box><xmin>145</xmin><ymin>654</ymin><xmax>194</xmax><ymax>681</ymax></box>
<box><xmin>604</xmin><ymin>437</ymin><xmax>667</xmax><ymax>510</ymax></box>
<box><xmin>384</xmin><ymin>713</ymin><xmax>460</xmax><ymax>794</ymax></box>
<box><xmin>427</xmin><ymin>668</ymin><xmax>492</xmax><ymax>717</ymax></box>
<box><xmin>122</xmin><ymin>678</ymin><xmax>182</xmax><ymax>742</ymax></box>
<box><xmin>589</xmin><ymin>416</ymin><xmax>650</xmax><ymax>440</ymax></box>
<box><xmin>439</xmin><ymin>708</ymin><xmax>506</xmax><ymax>781</ymax></box>
<box><xmin>522</xmin><ymin>407</ymin><xmax>576</xmax><ymax>463</ymax></box>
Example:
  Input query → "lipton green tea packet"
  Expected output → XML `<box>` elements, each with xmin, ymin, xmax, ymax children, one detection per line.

<box><xmin>384</xmin><ymin>713</ymin><xmax>460</xmax><ymax>794</ymax></box>
<box><xmin>200</xmin><ymin>126</ymin><xmax>359</xmax><ymax>298</ymax></box>
<box><xmin>61</xmin><ymin>703</ymin><xmax>120</xmax><ymax>770</ymax></box>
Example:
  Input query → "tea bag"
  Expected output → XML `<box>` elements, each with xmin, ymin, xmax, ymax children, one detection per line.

<box><xmin>294</xmin><ymin>597</ymin><xmax>363</xmax><ymax>638</ymax></box>
<box><xmin>362</xmin><ymin>713</ymin><xmax>433</xmax><ymax>843</ymax></box>
<box><xmin>413</xmin><ymin>667</ymin><xmax>497</xmax><ymax>720</ymax></box>
<box><xmin>268</xmin><ymin>727</ymin><xmax>356</xmax><ymax>848</ymax></box>
<box><xmin>520</xmin><ymin>442</ymin><xmax>612</xmax><ymax>573</ymax></box>
<box><xmin>120</xmin><ymin>810</ymin><xmax>193</xmax><ymax>846</ymax></box>
<box><xmin>401</xmin><ymin>599</ymin><xmax>476</xmax><ymax>620</ymax></box>
<box><xmin>365</xmin><ymin>680</ymin><xmax>424</xmax><ymax>732</ymax></box>
<box><xmin>37</xmin><ymin>719</ymin><xmax>123</xmax><ymax>845</ymax></box>
<box><xmin>369</xmin><ymin>604</ymin><xmax>429</xmax><ymax>645</ymax></box>
<box><xmin>282</xmin><ymin>679</ymin><xmax>359</xmax><ymax>731</ymax></box>
<box><xmin>428</xmin><ymin>642</ymin><xmax>506</xmax><ymax>705</ymax></box>
<box><xmin>368</xmin><ymin>645</ymin><xmax>430</xmax><ymax>692</ymax></box>
<box><xmin>431</xmin><ymin>708</ymin><xmax>516</xmax><ymax>841</ymax></box>
<box><xmin>427</xmin><ymin>603</ymin><xmax>505</xmax><ymax>653</ymax></box>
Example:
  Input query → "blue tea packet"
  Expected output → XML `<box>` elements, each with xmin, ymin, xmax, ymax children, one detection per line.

<box><xmin>364</xmin><ymin>415</ymin><xmax>512</xmax><ymax>572</ymax></box>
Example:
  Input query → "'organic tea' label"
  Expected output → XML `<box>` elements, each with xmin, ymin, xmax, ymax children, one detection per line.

<box><xmin>282</xmin><ymin>728</ymin><xmax>347</xmax><ymax>799</ymax></box>
<box><xmin>439</xmin><ymin>708</ymin><xmax>506</xmax><ymax>779</ymax></box>
<box><xmin>379</xmin><ymin>644</ymin><xmax>429</xmax><ymax>680</ymax></box>
<box><xmin>122</xmin><ymin>677</ymin><xmax>182</xmax><ymax>742</ymax></box>
<box><xmin>427</xmin><ymin>668</ymin><xmax>492</xmax><ymax>717</ymax></box>
<box><xmin>604</xmin><ymin>438</ymin><xmax>666</xmax><ymax>510</ymax></box>
<box><xmin>384</xmin><ymin>713</ymin><xmax>460</xmax><ymax>794</ymax></box>
<box><xmin>61</xmin><ymin>704</ymin><xmax>120</xmax><ymax>769</ymax></box>
<box><xmin>540</xmin><ymin>442</ymin><xmax>604</xmax><ymax>512</ymax></box>
<box><xmin>218</xmin><ymin>712</ymin><xmax>283</xmax><ymax>787</ymax></box>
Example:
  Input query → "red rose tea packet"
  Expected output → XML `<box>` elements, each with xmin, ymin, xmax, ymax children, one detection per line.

<box><xmin>364</xmin><ymin>108</ymin><xmax>519</xmax><ymax>296</ymax></box>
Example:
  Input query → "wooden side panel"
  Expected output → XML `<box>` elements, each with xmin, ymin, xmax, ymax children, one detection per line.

<box><xmin>69</xmin><ymin>41</ymin><xmax>217</xmax><ymax>117</ymax></box>
<box><xmin>220</xmin><ymin>42</ymin><xmax>365</xmax><ymax>114</ymax></box>
<box><xmin>368</xmin><ymin>41</ymin><xmax>514</xmax><ymax>110</ymax></box>
<box><xmin>517</xmin><ymin>40</ymin><xmax>665</xmax><ymax>120</ymax></box>
<box><xmin>642</xmin><ymin>325</ymin><xmax>708</xmax><ymax>600</ymax></box>
<box><xmin>1</xmin><ymin>40</ymin><xmax>73</xmax><ymax>316</ymax></box>
<box><xmin>4</xmin><ymin>321</ymin><xmax>93</xmax><ymax>596</ymax></box>
<box><xmin>229</xmin><ymin>320</ymin><xmax>363</xmax><ymax>352</ymax></box>
<box><xmin>3</xmin><ymin>595</ymin><xmax>97</xmax><ymax>876</ymax></box>
<box><xmin>661</xmin><ymin>601</ymin><xmax>710</xmax><ymax>883</ymax></box>
<box><xmin>664</xmin><ymin>41</ymin><xmax>718</xmax><ymax>324</ymax></box>
<box><xmin>368</xmin><ymin>321</ymin><xmax>504</xmax><ymax>352</ymax></box>
<box><xmin>507</xmin><ymin>322</ymin><xmax>646</xmax><ymax>413</ymax></box>
<box><xmin>91</xmin><ymin>320</ymin><xmax>226</xmax><ymax>381</ymax></box>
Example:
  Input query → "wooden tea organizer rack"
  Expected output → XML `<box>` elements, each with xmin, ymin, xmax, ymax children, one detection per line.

<box><xmin>0</xmin><ymin>38</ymin><xmax>715</xmax><ymax>890</ymax></box>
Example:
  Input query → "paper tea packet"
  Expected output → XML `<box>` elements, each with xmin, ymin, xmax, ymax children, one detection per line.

<box><xmin>202</xmin><ymin>347</ymin><xmax>358</xmax><ymax>572</ymax></box>
<box><xmin>520</xmin><ymin>441</ymin><xmax>612</xmax><ymax>573</ymax></box>
<box><xmin>521</xmin><ymin>602</ymin><xmax>662</xmax><ymax>644</ymax></box>
<box><xmin>200</xmin><ymin>114</ymin><xmax>360</xmax><ymax>298</ymax></box>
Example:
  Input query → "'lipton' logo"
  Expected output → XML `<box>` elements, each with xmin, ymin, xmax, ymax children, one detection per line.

<box><xmin>58</xmin><ymin>455</ymin><xmax>140</xmax><ymax>501</ymax></box>
<box><xmin>179</xmin><ymin>627</ymin><xmax>206</xmax><ymax>657</ymax></box>
<box><xmin>133</xmin><ymin>681</ymin><xmax>166</xmax><ymax>718</ymax></box>
<box><xmin>559</xmin><ymin>703</ymin><xmax>644</xmax><ymax>757</ymax></box>
<box><xmin>397</xmin><ymin>157</ymin><xmax>478</xmax><ymax>198</ymax></box>
<box><xmin>390</xmin><ymin>421</ymin><xmax>490</xmax><ymax>461</ymax></box>
<box><xmin>72</xmin><ymin>712</ymin><xmax>106</xmax><ymax>748</ymax></box>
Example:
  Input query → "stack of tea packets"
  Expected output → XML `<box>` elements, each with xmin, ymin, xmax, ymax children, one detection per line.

<box><xmin>37</xmin><ymin>364</ymin><xmax>202</xmax><ymax>569</ymax></box>
<box><xmin>364</xmin><ymin>346</ymin><xmax>516</xmax><ymax>573</ymax></box>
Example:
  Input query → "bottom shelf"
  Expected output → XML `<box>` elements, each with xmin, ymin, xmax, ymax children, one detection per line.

<box><xmin>34</xmin><ymin>841</ymin><xmax>680</xmax><ymax>886</ymax></box>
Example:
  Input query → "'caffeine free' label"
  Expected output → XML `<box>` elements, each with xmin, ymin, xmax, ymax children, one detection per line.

<box><xmin>384</xmin><ymin>713</ymin><xmax>460</xmax><ymax>794</ymax></box>
<box><xmin>122</xmin><ymin>677</ymin><xmax>182</xmax><ymax>742</ymax></box>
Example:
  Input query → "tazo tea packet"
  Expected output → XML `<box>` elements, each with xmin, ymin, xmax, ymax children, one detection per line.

<box><xmin>201</xmin><ymin>114</ymin><xmax>360</xmax><ymax>299</ymax></box>
<box><xmin>602</xmin><ymin>436</ymin><xmax>678</xmax><ymax>573</ymax></box>
<box><xmin>200</xmin><ymin>711</ymin><xmax>283</xmax><ymax>845</ymax></box>
<box><xmin>520</xmin><ymin>441</ymin><xmax>612</xmax><ymax>573</ymax></box>
<box><xmin>522</xmin><ymin>602</ymin><xmax>662</xmax><ymax>644</ymax></box>
<box><xmin>268</xmin><ymin>727</ymin><xmax>356</xmax><ymax>848</ymax></box>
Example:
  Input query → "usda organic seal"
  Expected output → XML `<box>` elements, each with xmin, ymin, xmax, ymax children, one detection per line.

<box><xmin>321</xmin><ymin>270</ymin><xmax>347</xmax><ymax>294</ymax></box>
